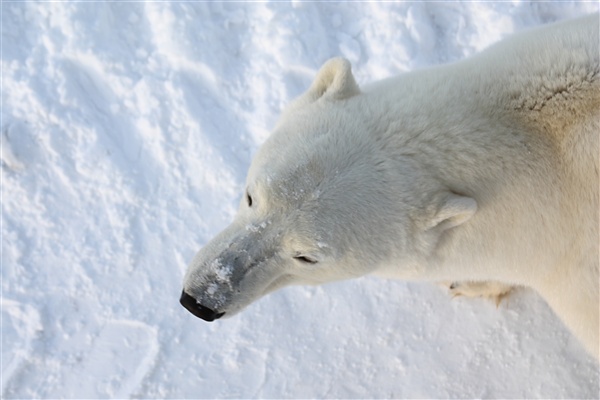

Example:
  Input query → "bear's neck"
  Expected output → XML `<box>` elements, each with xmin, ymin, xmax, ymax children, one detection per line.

<box><xmin>363</xmin><ymin>63</ymin><xmax>552</xmax><ymax>201</ymax></box>
<box><xmin>360</xmin><ymin>65</ymin><xmax>565</xmax><ymax>287</ymax></box>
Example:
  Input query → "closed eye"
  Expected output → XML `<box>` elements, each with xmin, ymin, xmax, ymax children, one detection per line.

<box><xmin>246</xmin><ymin>190</ymin><xmax>253</xmax><ymax>207</ymax></box>
<box><xmin>293</xmin><ymin>255</ymin><xmax>318</xmax><ymax>264</ymax></box>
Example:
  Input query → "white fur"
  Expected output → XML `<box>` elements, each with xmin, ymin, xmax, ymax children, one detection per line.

<box><xmin>183</xmin><ymin>15</ymin><xmax>599</xmax><ymax>358</ymax></box>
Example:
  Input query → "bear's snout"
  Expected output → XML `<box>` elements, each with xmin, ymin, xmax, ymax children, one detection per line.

<box><xmin>179</xmin><ymin>290</ymin><xmax>225</xmax><ymax>321</ymax></box>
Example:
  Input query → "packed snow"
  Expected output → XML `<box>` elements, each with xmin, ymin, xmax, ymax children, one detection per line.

<box><xmin>2</xmin><ymin>2</ymin><xmax>599</xmax><ymax>398</ymax></box>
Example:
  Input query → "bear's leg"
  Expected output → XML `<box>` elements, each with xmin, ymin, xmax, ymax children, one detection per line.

<box><xmin>445</xmin><ymin>281</ymin><xmax>516</xmax><ymax>306</ymax></box>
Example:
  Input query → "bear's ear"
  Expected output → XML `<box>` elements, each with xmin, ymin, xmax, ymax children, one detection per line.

<box><xmin>307</xmin><ymin>57</ymin><xmax>360</xmax><ymax>101</ymax></box>
<box><xmin>428</xmin><ymin>193</ymin><xmax>477</xmax><ymax>232</ymax></box>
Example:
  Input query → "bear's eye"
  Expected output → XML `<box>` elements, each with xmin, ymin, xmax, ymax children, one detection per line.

<box><xmin>293</xmin><ymin>255</ymin><xmax>318</xmax><ymax>264</ymax></box>
<box><xmin>246</xmin><ymin>190</ymin><xmax>253</xmax><ymax>207</ymax></box>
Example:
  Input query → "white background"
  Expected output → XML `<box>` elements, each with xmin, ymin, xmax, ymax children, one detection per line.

<box><xmin>2</xmin><ymin>2</ymin><xmax>599</xmax><ymax>398</ymax></box>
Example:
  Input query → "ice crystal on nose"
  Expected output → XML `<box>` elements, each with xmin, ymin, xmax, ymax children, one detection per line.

<box><xmin>206</xmin><ymin>283</ymin><xmax>218</xmax><ymax>296</ymax></box>
<box><xmin>208</xmin><ymin>258</ymin><xmax>233</xmax><ymax>284</ymax></box>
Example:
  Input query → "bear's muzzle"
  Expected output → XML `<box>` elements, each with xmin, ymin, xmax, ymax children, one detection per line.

<box><xmin>179</xmin><ymin>290</ymin><xmax>225</xmax><ymax>321</ymax></box>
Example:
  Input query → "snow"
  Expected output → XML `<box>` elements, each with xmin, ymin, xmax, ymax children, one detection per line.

<box><xmin>2</xmin><ymin>2</ymin><xmax>599</xmax><ymax>398</ymax></box>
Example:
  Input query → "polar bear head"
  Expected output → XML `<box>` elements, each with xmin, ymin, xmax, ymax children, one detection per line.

<box><xmin>181</xmin><ymin>58</ymin><xmax>477</xmax><ymax>321</ymax></box>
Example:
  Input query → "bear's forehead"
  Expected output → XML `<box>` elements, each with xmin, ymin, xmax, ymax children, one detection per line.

<box><xmin>256</xmin><ymin>159</ymin><xmax>324</xmax><ymax>202</ymax></box>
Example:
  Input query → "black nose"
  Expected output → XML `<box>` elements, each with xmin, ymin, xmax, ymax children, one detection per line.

<box><xmin>180</xmin><ymin>291</ymin><xmax>225</xmax><ymax>321</ymax></box>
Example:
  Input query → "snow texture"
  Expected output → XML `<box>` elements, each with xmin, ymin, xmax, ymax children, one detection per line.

<box><xmin>2</xmin><ymin>2</ymin><xmax>599</xmax><ymax>399</ymax></box>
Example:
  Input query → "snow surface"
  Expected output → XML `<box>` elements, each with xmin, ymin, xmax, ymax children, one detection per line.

<box><xmin>2</xmin><ymin>2</ymin><xmax>599</xmax><ymax>399</ymax></box>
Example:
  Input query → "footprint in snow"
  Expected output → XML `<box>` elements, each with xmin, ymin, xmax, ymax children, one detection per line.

<box><xmin>1</xmin><ymin>299</ymin><xmax>42</xmax><ymax>394</ymax></box>
<box><xmin>47</xmin><ymin>320</ymin><xmax>159</xmax><ymax>399</ymax></box>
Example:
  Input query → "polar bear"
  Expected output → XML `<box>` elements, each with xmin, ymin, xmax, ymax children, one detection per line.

<box><xmin>181</xmin><ymin>14</ymin><xmax>599</xmax><ymax>358</ymax></box>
